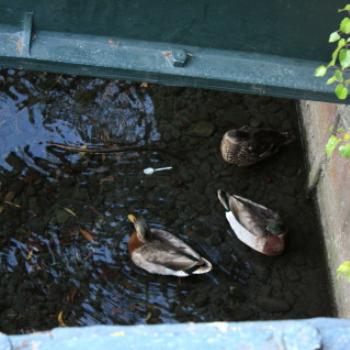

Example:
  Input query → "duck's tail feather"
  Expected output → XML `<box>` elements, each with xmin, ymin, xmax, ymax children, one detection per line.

<box><xmin>217</xmin><ymin>189</ymin><xmax>230</xmax><ymax>211</ymax></box>
<box><xmin>187</xmin><ymin>258</ymin><xmax>212</xmax><ymax>275</ymax></box>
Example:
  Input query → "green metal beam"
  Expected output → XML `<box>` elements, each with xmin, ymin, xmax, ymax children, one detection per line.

<box><xmin>0</xmin><ymin>1</ymin><xmax>346</xmax><ymax>102</ymax></box>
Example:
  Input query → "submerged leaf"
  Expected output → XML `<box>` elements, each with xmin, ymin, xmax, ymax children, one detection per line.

<box><xmin>4</xmin><ymin>191</ymin><xmax>15</xmax><ymax>202</ymax></box>
<box><xmin>64</xmin><ymin>208</ymin><xmax>77</xmax><ymax>217</ymax></box>
<box><xmin>145</xmin><ymin>311</ymin><xmax>152</xmax><ymax>321</ymax></box>
<box><xmin>58</xmin><ymin>311</ymin><xmax>66</xmax><ymax>327</ymax></box>
<box><xmin>79</xmin><ymin>227</ymin><xmax>95</xmax><ymax>242</ymax></box>
<box><xmin>325</xmin><ymin>135</ymin><xmax>341</xmax><ymax>158</ymax></box>
<box><xmin>26</xmin><ymin>249</ymin><xmax>33</xmax><ymax>260</ymax></box>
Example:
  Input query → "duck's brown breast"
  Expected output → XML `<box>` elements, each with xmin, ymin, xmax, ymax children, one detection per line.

<box><xmin>128</xmin><ymin>232</ymin><xmax>144</xmax><ymax>254</ymax></box>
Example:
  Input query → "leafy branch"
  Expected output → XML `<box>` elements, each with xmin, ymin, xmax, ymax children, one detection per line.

<box><xmin>314</xmin><ymin>4</ymin><xmax>350</xmax><ymax>100</ymax></box>
<box><xmin>325</xmin><ymin>127</ymin><xmax>350</xmax><ymax>158</ymax></box>
<box><xmin>315</xmin><ymin>4</ymin><xmax>350</xmax><ymax>160</ymax></box>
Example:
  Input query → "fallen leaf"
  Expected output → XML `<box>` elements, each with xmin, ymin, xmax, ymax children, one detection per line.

<box><xmin>4</xmin><ymin>191</ymin><xmax>15</xmax><ymax>202</ymax></box>
<box><xmin>4</xmin><ymin>201</ymin><xmax>21</xmax><ymax>208</ymax></box>
<box><xmin>58</xmin><ymin>311</ymin><xmax>66</xmax><ymax>327</ymax></box>
<box><xmin>64</xmin><ymin>208</ymin><xmax>77</xmax><ymax>217</ymax></box>
<box><xmin>79</xmin><ymin>228</ymin><xmax>95</xmax><ymax>242</ymax></box>
<box><xmin>26</xmin><ymin>249</ymin><xmax>33</xmax><ymax>260</ymax></box>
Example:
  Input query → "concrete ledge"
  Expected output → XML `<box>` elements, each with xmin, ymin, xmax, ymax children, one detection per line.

<box><xmin>2</xmin><ymin>318</ymin><xmax>350</xmax><ymax>350</ymax></box>
<box><xmin>300</xmin><ymin>101</ymin><xmax>350</xmax><ymax>317</ymax></box>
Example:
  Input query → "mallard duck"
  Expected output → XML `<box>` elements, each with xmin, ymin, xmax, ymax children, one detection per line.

<box><xmin>220</xmin><ymin>125</ymin><xmax>294</xmax><ymax>166</ymax></box>
<box><xmin>217</xmin><ymin>190</ymin><xmax>286</xmax><ymax>256</ymax></box>
<box><xmin>127</xmin><ymin>214</ymin><xmax>212</xmax><ymax>276</ymax></box>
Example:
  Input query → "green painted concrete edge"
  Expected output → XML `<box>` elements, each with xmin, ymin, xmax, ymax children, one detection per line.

<box><xmin>0</xmin><ymin>24</ymin><xmax>341</xmax><ymax>103</ymax></box>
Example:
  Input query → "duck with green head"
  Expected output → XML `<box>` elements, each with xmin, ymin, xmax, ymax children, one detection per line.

<box><xmin>127</xmin><ymin>214</ymin><xmax>212</xmax><ymax>277</ymax></box>
<box><xmin>217</xmin><ymin>190</ymin><xmax>286</xmax><ymax>256</ymax></box>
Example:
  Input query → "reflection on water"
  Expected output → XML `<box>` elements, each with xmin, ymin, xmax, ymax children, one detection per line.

<box><xmin>0</xmin><ymin>69</ymin><xmax>332</xmax><ymax>333</ymax></box>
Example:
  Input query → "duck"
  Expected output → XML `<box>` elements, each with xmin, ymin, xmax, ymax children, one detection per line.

<box><xmin>127</xmin><ymin>214</ymin><xmax>212</xmax><ymax>276</ymax></box>
<box><xmin>220</xmin><ymin>125</ymin><xmax>294</xmax><ymax>166</ymax></box>
<box><xmin>217</xmin><ymin>190</ymin><xmax>286</xmax><ymax>256</ymax></box>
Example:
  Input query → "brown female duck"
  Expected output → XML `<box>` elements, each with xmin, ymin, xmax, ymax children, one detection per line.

<box><xmin>220</xmin><ymin>125</ymin><xmax>294</xmax><ymax>166</ymax></box>
<box><xmin>218</xmin><ymin>190</ymin><xmax>286</xmax><ymax>256</ymax></box>
<box><xmin>128</xmin><ymin>214</ymin><xmax>212</xmax><ymax>276</ymax></box>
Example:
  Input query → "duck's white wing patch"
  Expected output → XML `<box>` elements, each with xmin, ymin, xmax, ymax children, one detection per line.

<box><xmin>226</xmin><ymin>211</ymin><xmax>265</xmax><ymax>253</ymax></box>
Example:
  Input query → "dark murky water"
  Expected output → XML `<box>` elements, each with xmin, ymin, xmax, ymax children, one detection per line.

<box><xmin>0</xmin><ymin>69</ymin><xmax>333</xmax><ymax>334</ymax></box>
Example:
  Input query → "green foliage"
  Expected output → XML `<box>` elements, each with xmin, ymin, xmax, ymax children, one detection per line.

<box><xmin>325</xmin><ymin>128</ymin><xmax>350</xmax><ymax>159</ymax></box>
<box><xmin>314</xmin><ymin>4</ymin><xmax>350</xmax><ymax>100</ymax></box>
<box><xmin>339</xmin><ymin>48</ymin><xmax>350</xmax><ymax>68</ymax></box>
<box><xmin>335</xmin><ymin>83</ymin><xmax>348</xmax><ymax>99</ymax></box>
<box><xmin>329</xmin><ymin>31</ymin><xmax>340</xmax><ymax>43</ymax></box>
<box><xmin>339</xmin><ymin>4</ymin><xmax>350</xmax><ymax>12</ymax></box>
<box><xmin>340</xmin><ymin>17</ymin><xmax>350</xmax><ymax>33</ymax></box>
<box><xmin>314</xmin><ymin>65</ymin><xmax>327</xmax><ymax>77</ymax></box>
<box><xmin>337</xmin><ymin>261</ymin><xmax>350</xmax><ymax>282</ymax></box>
<box><xmin>325</xmin><ymin>135</ymin><xmax>341</xmax><ymax>158</ymax></box>
<box><xmin>339</xmin><ymin>142</ymin><xmax>350</xmax><ymax>157</ymax></box>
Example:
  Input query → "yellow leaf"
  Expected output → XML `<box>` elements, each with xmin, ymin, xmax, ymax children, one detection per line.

<box><xmin>64</xmin><ymin>208</ymin><xmax>77</xmax><ymax>217</ymax></box>
<box><xmin>343</xmin><ymin>132</ymin><xmax>350</xmax><ymax>141</ymax></box>
<box><xmin>58</xmin><ymin>311</ymin><xmax>66</xmax><ymax>327</ymax></box>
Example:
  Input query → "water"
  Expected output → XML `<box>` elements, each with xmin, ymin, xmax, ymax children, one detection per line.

<box><xmin>0</xmin><ymin>69</ymin><xmax>333</xmax><ymax>334</ymax></box>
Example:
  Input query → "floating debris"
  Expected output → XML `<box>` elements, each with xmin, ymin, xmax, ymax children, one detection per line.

<box><xmin>143</xmin><ymin>166</ymin><xmax>172</xmax><ymax>175</ymax></box>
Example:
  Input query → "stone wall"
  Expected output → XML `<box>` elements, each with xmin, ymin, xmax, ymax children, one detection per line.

<box><xmin>299</xmin><ymin>101</ymin><xmax>350</xmax><ymax>317</ymax></box>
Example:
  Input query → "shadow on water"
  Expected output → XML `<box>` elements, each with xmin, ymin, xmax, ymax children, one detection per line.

<box><xmin>0</xmin><ymin>69</ymin><xmax>332</xmax><ymax>333</ymax></box>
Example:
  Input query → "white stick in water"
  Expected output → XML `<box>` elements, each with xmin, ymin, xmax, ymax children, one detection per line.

<box><xmin>143</xmin><ymin>166</ymin><xmax>173</xmax><ymax>175</ymax></box>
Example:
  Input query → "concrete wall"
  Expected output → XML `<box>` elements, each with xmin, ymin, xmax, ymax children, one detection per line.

<box><xmin>299</xmin><ymin>101</ymin><xmax>350</xmax><ymax>317</ymax></box>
